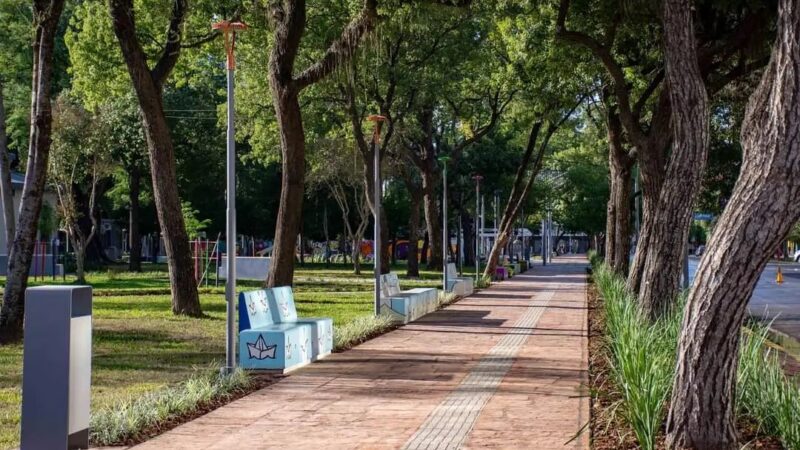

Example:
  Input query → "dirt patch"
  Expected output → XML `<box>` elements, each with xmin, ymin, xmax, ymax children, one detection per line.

<box><xmin>587</xmin><ymin>279</ymin><xmax>784</xmax><ymax>450</ymax></box>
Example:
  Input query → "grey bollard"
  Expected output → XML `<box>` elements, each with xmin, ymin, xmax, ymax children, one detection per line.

<box><xmin>21</xmin><ymin>286</ymin><xmax>92</xmax><ymax>450</ymax></box>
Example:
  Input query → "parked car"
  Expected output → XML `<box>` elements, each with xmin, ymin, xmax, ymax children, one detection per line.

<box><xmin>794</xmin><ymin>249</ymin><xmax>800</xmax><ymax>262</ymax></box>
<box><xmin>695</xmin><ymin>245</ymin><xmax>705</xmax><ymax>257</ymax></box>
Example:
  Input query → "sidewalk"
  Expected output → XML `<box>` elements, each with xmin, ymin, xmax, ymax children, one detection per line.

<box><xmin>131</xmin><ymin>257</ymin><xmax>590</xmax><ymax>450</ymax></box>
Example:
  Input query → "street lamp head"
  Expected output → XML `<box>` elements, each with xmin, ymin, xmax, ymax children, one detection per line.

<box><xmin>472</xmin><ymin>174</ymin><xmax>483</xmax><ymax>182</ymax></box>
<box><xmin>368</xmin><ymin>115</ymin><xmax>388</xmax><ymax>144</ymax></box>
<box><xmin>438</xmin><ymin>155</ymin><xmax>452</xmax><ymax>164</ymax></box>
<box><xmin>212</xmin><ymin>21</ymin><xmax>248</xmax><ymax>70</ymax></box>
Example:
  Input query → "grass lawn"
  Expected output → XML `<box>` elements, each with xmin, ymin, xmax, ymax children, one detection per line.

<box><xmin>0</xmin><ymin>260</ymin><xmax>463</xmax><ymax>449</ymax></box>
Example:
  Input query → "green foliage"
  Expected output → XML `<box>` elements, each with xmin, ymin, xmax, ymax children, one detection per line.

<box><xmin>737</xmin><ymin>325</ymin><xmax>800</xmax><ymax>449</ymax></box>
<box><xmin>594</xmin><ymin>265</ymin><xmax>677</xmax><ymax>450</ymax></box>
<box><xmin>37</xmin><ymin>202</ymin><xmax>57</xmax><ymax>238</ymax></box>
<box><xmin>90</xmin><ymin>368</ymin><xmax>251</xmax><ymax>446</ymax></box>
<box><xmin>595</xmin><ymin>265</ymin><xmax>800</xmax><ymax>449</ymax></box>
<box><xmin>181</xmin><ymin>202</ymin><xmax>211</xmax><ymax>239</ymax></box>
<box><xmin>333</xmin><ymin>314</ymin><xmax>396</xmax><ymax>352</ymax></box>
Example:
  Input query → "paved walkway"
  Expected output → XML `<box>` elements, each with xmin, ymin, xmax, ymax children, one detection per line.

<box><xmin>132</xmin><ymin>257</ymin><xmax>589</xmax><ymax>450</ymax></box>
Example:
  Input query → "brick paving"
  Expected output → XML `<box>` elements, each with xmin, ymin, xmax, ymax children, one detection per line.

<box><xmin>130</xmin><ymin>257</ymin><xmax>589</xmax><ymax>450</ymax></box>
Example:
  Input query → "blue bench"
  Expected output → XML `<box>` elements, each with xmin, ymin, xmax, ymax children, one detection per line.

<box><xmin>379</xmin><ymin>273</ymin><xmax>438</xmax><ymax>324</ymax></box>
<box><xmin>238</xmin><ymin>287</ymin><xmax>333</xmax><ymax>372</ymax></box>
<box><xmin>446</xmin><ymin>263</ymin><xmax>474</xmax><ymax>296</ymax></box>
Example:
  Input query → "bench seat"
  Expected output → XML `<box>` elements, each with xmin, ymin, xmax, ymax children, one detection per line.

<box><xmin>445</xmin><ymin>263</ymin><xmax>474</xmax><ymax>296</ymax></box>
<box><xmin>238</xmin><ymin>286</ymin><xmax>333</xmax><ymax>372</ymax></box>
<box><xmin>379</xmin><ymin>273</ymin><xmax>438</xmax><ymax>324</ymax></box>
<box><xmin>239</xmin><ymin>323</ymin><xmax>312</xmax><ymax>371</ymax></box>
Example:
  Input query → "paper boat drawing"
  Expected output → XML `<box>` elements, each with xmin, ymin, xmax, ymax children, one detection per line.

<box><xmin>247</xmin><ymin>335</ymin><xmax>277</xmax><ymax>360</ymax></box>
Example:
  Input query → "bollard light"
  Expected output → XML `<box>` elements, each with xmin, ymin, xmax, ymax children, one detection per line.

<box><xmin>21</xmin><ymin>286</ymin><xmax>92</xmax><ymax>450</ymax></box>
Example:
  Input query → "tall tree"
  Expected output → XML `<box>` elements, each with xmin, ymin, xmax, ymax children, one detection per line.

<box><xmin>264</xmin><ymin>0</ymin><xmax>379</xmax><ymax>286</ymax></box>
<box><xmin>666</xmin><ymin>0</ymin><xmax>800</xmax><ymax>447</ymax></box>
<box><xmin>556</xmin><ymin>0</ymin><xmax>772</xmax><ymax>316</ymax></box>
<box><xmin>638</xmin><ymin>0</ymin><xmax>709</xmax><ymax>319</ymax></box>
<box><xmin>0</xmin><ymin>82</ymin><xmax>14</xmax><ymax>249</ymax></box>
<box><xmin>0</xmin><ymin>0</ymin><xmax>66</xmax><ymax>342</ymax></box>
<box><xmin>50</xmin><ymin>95</ymin><xmax>110</xmax><ymax>283</ymax></box>
<box><xmin>108</xmin><ymin>0</ymin><xmax>201</xmax><ymax>315</ymax></box>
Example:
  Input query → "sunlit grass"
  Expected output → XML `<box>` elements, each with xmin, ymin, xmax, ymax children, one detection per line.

<box><xmin>0</xmin><ymin>260</ymin><xmax>446</xmax><ymax>449</ymax></box>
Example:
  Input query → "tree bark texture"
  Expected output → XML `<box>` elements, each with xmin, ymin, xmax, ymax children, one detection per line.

<box><xmin>606</xmin><ymin>110</ymin><xmax>634</xmax><ymax>275</ymax></box>
<box><xmin>109</xmin><ymin>0</ymin><xmax>201</xmax><ymax>316</ymax></box>
<box><xmin>666</xmin><ymin>1</ymin><xmax>800</xmax><ymax>447</ymax></box>
<box><xmin>0</xmin><ymin>0</ymin><xmax>65</xmax><ymax>342</ymax></box>
<box><xmin>638</xmin><ymin>0</ymin><xmax>709</xmax><ymax>320</ymax></box>
<box><xmin>128</xmin><ymin>167</ymin><xmax>142</xmax><ymax>271</ymax></box>
<box><xmin>0</xmin><ymin>83</ymin><xmax>15</xmax><ymax>250</ymax></box>
<box><xmin>266</xmin><ymin>0</ymin><xmax>378</xmax><ymax>287</ymax></box>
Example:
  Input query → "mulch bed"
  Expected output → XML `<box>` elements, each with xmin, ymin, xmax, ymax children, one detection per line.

<box><xmin>586</xmin><ymin>279</ymin><xmax>785</xmax><ymax>450</ymax></box>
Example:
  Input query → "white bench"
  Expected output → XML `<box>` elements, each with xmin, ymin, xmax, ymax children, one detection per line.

<box><xmin>218</xmin><ymin>256</ymin><xmax>271</xmax><ymax>280</ymax></box>
<box><xmin>446</xmin><ymin>263</ymin><xmax>474</xmax><ymax>296</ymax></box>
<box><xmin>379</xmin><ymin>273</ymin><xmax>438</xmax><ymax>323</ymax></box>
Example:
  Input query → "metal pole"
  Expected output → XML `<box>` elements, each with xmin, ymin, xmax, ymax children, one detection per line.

<box><xmin>223</xmin><ymin>60</ymin><xmax>236</xmax><ymax>374</ymax></box>
<box><xmin>473</xmin><ymin>175</ymin><xmax>482</xmax><ymax>282</ymax></box>
<box><xmin>458</xmin><ymin>214</ymin><xmax>464</xmax><ymax>275</ymax></box>
<box><xmin>213</xmin><ymin>20</ymin><xmax>247</xmax><ymax>375</ymax></box>
<box><xmin>441</xmin><ymin>158</ymin><xmax>449</xmax><ymax>292</ymax></box>
<box><xmin>541</xmin><ymin>219</ymin><xmax>546</xmax><ymax>266</ymax></box>
<box><xmin>369</xmin><ymin>115</ymin><xmax>386</xmax><ymax>315</ymax></box>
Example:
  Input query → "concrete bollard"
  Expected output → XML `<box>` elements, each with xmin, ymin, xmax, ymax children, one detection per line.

<box><xmin>20</xmin><ymin>286</ymin><xmax>92</xmax><ymax>450</ymax></box>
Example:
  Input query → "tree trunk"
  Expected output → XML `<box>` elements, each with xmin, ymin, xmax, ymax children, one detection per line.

<box><xmin>110</xmin><ymin>0</ymin><xmax>201</xmax><ymax>316</ymax></box>
<box><xmin>605</xmin><ymin>177</ymin><xmax>617</xmax><ymax>267</ymax></box>
<box><xmin>422</xmin><ymin>169</ymin><xmax>442</xmax><ymax>271</ymax></box>
<box><xmin>0</xmin><ymin>0</ymin><xmax>65</xmax><ymax>342</ymax></box>
<box><xmin>626</xmin><ymin>137</ymin><xmax>668</xmax><ymax>293</ymax></box>
<box><xmin>667</xmin><ymin>1</ymin><xmax>800</xmax><ymax>447</ymax></box>
<box><xmin>0</xmin><ymin>82</ymin><xmax>14</xmax><ymax>249</ymax></box>
<box><xmin>267</xmin><ymin>85</ymin><xmax>305</xmax><ymax>287</ymax></box>
<box><xmin>483</xmin><ymin>122</ymin><xmax>548</xmax><ymax>278</ymax></box>
<box><xmin>352</xmin><ymin>238</ymin><xmax>361</xmax><ymax>274</ymax></box>
<box><xmin>420</xmin><ymin>232</ymin><xmax>429</xmax><ymax>264</ymax></box>
<box><xmin>462</xmin><ymin>211</ymin><xmax>475</xmax><ymax>267</ymax></box>
<box><xmin>74</xmin><ymin>242</ymin><xmax>86</xmax><ymax>284</ymax></box>
<box><xmin>607</xmin><ymin>110</ymin><xmax>634</xmax><ymax>275</ymax></box>
<box><xmin>638</xmin><ymin>0</ymin><xmax>709</xmax><ymax>320</ymax></box>
<box><xmin>128</xmin><ymin>167</ymin><xmax>142</xmax><ymax>271</ymax></box>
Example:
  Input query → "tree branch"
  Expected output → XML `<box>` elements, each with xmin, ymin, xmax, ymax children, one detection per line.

<box><xmin>150</xmin><ymin>0</ymin><xmax>188</xmax><ymax>88</ymax></box>
<box><xmin>555</xmin><ymin>0</ymin><xmax>645</xmax><ymax>145</ymax></box>
<box><xmin>295</xmin><ymin>0</ymin><xmax>379</xmax><ymax>90</ymax></box>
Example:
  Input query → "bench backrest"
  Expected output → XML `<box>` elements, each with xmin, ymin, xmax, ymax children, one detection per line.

<box><xmin>239</xmin><ymin>289</ymin><xmax>274</xmax><ymax>331</ymax></box>
<box><xmin>270</xmin><ymin>286</ymin><xmax>299</xmax><ymax>322</ymax></box>
<box><xmin>446</xmin><ymin>263</ymin><xmax>458</xmax><ymax>279</ymax></box>
<box><xmin>380</xmin><ymin>273</ymin><xmax>402</xmax><ymax>296</ymax></box>
<box><xmin>238</xmin><ymin>286</ymin><xmax>300</xmax><ymax>331</ymax></box>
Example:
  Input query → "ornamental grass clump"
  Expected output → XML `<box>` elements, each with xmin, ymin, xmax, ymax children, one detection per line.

<box><xmin>90</xmin><ymin>368</ymin><xmax>251</xmax><ymax>446</ymax></box>
<box><xmin>333</xmin><ymin>313</ymin><xmax>396</xmax><ymax>351</ymax></box>
<box><xmin>737</xmin><ymin>324</ymin><xmax>800</xmax><ymax>449</ymax></box>
<box><xmin>594</xmin><ymin>265</ymin><xmax>679</xmax><ymax>450</ymax></box>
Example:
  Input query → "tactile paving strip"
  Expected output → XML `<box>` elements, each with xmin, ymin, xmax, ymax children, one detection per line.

<box><xmin>402</xmin><ymin>290</ymin><xmax>554</xmax><ymax>450</ymax></box>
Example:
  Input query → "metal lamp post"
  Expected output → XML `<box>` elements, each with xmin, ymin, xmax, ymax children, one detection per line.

<box><xmin>212</xmin><ymin>20</ymin><xmax>246</xmax><ymax>374</ymax></box>
<box><xmin>472</xmin><ymin>175</ymin><xmax>483</xmax><ymax>282</ymax></box>
<box><xmin>369</xmin><ymin>115</ymin><xmax>387</xmax><ymax>315</ymax></box>
<box><xmin>439</xmin><ymin>156</ymin><xmax>451</xmax><ymax>291</ymax></box>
